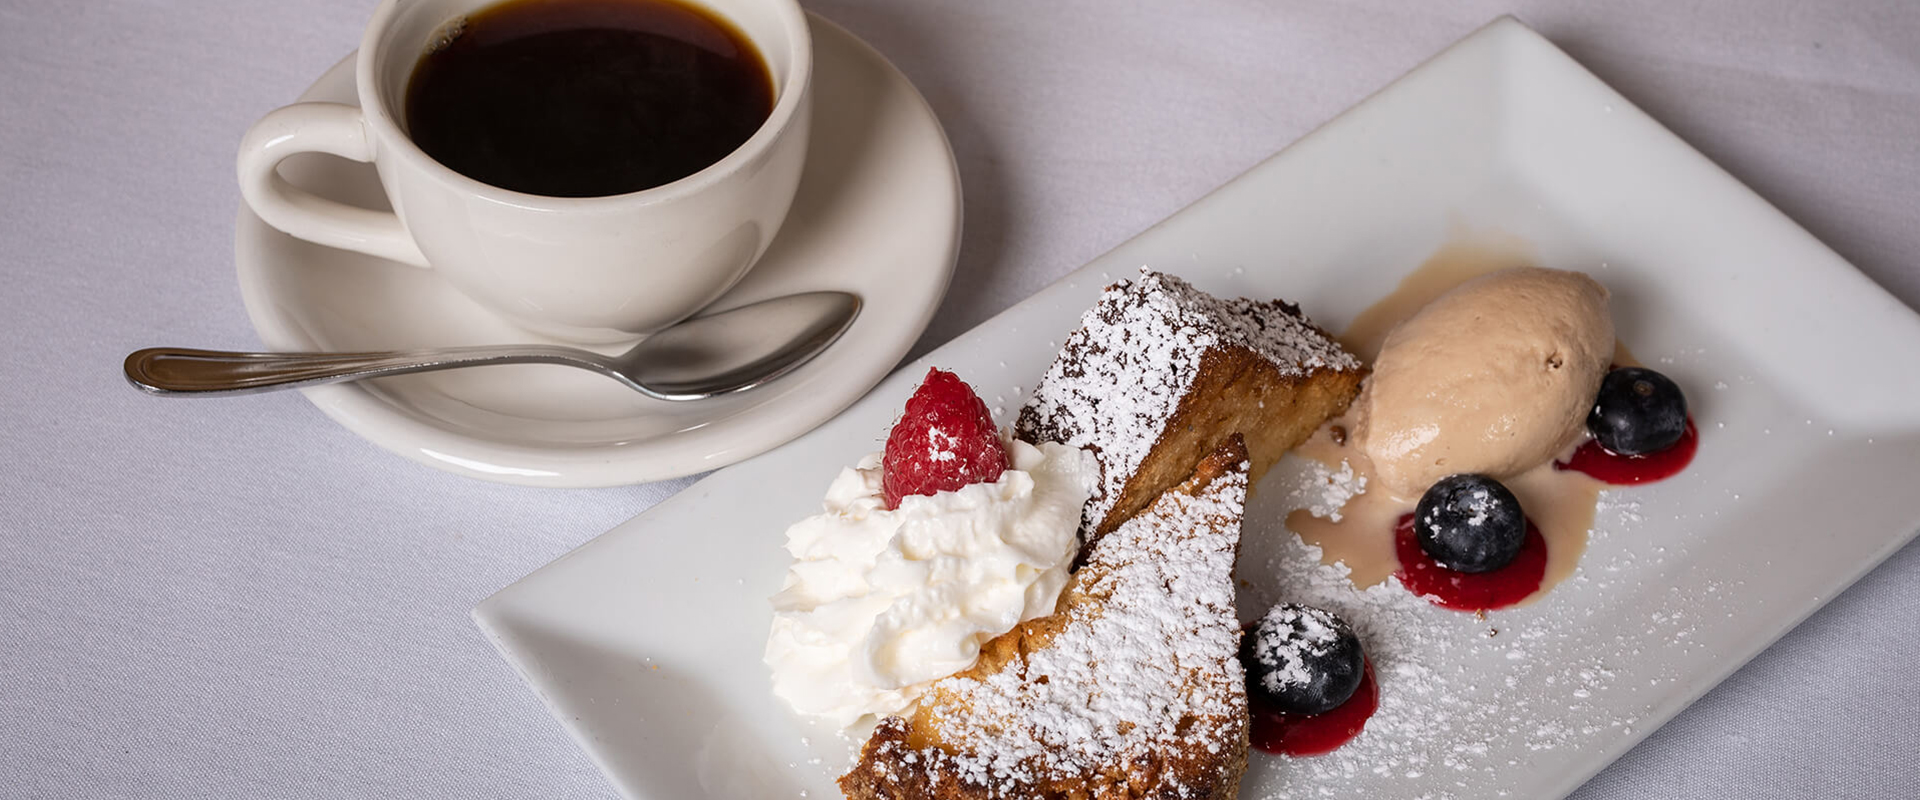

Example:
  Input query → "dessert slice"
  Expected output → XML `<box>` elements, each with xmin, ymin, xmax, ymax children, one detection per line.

<box><xmin>839</xmin><ymin>436</ymin><xmax>1253</xmax><ymax>800</ymax></box>
<box><xmin>1018</xmin><ymin>270</ymin><xmax>1364</xmax><ymax>543</ymax></box>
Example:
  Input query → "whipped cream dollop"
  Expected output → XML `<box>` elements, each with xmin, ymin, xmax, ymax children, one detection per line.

<box><xmin>765</xmin><ymin>438</ymin><xmax>1097</xmax><ymax>727</ymax></box>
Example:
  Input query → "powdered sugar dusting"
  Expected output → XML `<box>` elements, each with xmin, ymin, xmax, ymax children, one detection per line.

<box><xmin>1294</xmin><ymin>458</ymin><xmax>1367</xmax><ymax>522</ymax></box>
<box><xmin>927</xmin><ymin>428</ymin><xmax>959</xmax><ymax>462</ymax></box>
<box><xmin>1235</xmin><ymin>455</ymin><xmax>1707</xmax><ymax>798</ymax></box>
<box><xmin>1248</xmin><ymin>605</ymin><xmax>1344</xmax><ymax>695</ymax></box>
<box><xmin>1017</xmin><ymin>270</ymin><xmax>1360</xmax><ymax>535</ymax></box>
<box><xmin>859</xmin><ymin>459</ymin><xmax>1250</xmax><ymax>794</ymax></box>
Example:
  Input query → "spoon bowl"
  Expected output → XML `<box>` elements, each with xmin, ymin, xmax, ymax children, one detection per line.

<box><xmin>125</xmin><ymin>291</ymin><xmax>861</xmax><ymax>401</ymax></box>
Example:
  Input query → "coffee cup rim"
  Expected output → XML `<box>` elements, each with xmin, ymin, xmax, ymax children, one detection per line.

<box><xmin>353</xmin><ymin>0</ymin><xmax>814</xmax><ymax>210</ymax></box>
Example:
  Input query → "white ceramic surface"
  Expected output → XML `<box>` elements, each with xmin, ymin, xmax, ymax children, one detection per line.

<box><xmin>237</xmin><ymin>0</ymin><xmax>814</xmax><ymax>343</ymax></box>
<box><xmin>234</xmin><ymin>14</ymin><xmax>959</xmax><ymax>488</ymax></box>
<box><xmin>472</xmin><ymin>16</ymin><xmax>1920</xmax><ymax>800</ymax></box>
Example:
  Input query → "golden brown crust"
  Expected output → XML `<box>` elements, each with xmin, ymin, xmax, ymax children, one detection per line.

<box><xmin>1013</xmin><ymin>272</ymin><xmax>1365</xmax><ymax>553</ymax></box>
<box><xmin>1088</xmin><ymin>343</ymin><xmax>1365</xmax><ymax>544</ymax></box>
<box><xmin>842</xmin><ymin>276</ymin><xmax>1362</xmax><ymax>799</ymax></box>
<box><xmin>842</xmin><ymin>714</ymin><xmax>1249</xmax><ymax>800</ymax></box>
<box><xmin>839</xmin><ymin>439</ymin><xmax>1253</xmax><ymax>800</ymax></box>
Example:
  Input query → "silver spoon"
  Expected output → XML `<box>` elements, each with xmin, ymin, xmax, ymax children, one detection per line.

<box><xmin>125</xmin><ymin>291</ymin><xmax>860</xmax><ymax>401</ymax></box>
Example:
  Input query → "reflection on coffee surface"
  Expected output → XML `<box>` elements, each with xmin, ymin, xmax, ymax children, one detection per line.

<box><xmin>405</xmin><ymin>0</ymin><xmax>773</xmax><ymax>197</ymax></box>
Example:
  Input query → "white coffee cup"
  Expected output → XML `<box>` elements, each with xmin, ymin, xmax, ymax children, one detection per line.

<box><xmin>238</xmin><ymin>0</ymin><xmax>812</xmax><ymax>344</ymax></box>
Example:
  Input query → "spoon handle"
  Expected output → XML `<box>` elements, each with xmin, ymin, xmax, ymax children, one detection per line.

<box><xmin>124</xmin><ymin>345</ymin><xmax>609</xmax><ymax>396</ymax></box>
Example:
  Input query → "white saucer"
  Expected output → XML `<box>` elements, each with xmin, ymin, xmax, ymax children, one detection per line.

<box><xmin>235</xmin><ymin>14</ymin><xmax>960</xmax><ymax>488</ymax></box>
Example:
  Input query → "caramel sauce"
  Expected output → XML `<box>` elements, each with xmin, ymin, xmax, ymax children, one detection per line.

<box><xmin>1337</xmin><ymin>238</ymin><xmax>1535</xmax><ymax>362</ymax></box>
<box><xmin>1614</xmin><ymin>341</ymin><xmax>1641</xmax><ymax>368</ymax></box>
<box><xmin>1286</xmin><ymin>428</ymin><xmax>1401</xmax><ymax>588</ymax></box>
<box><xmin>1284</xmin><ymin>240</ymin><xmax>1612</xmax><ymax>606</ymax></box>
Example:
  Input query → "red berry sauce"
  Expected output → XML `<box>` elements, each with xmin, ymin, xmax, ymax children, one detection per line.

<box><xmin>1556</xmin><ymin>418</ymin><xmax>1698</xmax><ymax>485</ymax></box>
<box><xmin>1248</xmin><ymin>658</ymin><xmax>1379</xmax><ymax>756</ymax></box>
<box><xmin>1393</xmin><ymin>514</ymin><xmax>1547</xmax><ymax>612</ymax></box>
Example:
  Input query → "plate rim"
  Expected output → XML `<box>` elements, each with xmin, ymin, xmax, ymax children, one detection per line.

<box><xmin>474</xmin><ymin>14</ymin><xmax>1920</xmax><ymax>800</ymax></box>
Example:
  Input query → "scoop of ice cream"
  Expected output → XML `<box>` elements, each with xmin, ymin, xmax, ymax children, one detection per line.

<box><xmin>1356</xmin><ymin>267</ymin><xmax>1613</xmax><ymax>500</ymax></box>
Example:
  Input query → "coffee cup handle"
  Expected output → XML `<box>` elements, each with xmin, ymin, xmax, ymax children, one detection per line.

<box><xmin>236</xmin><ymin>102</ymin><xmax>430</xmax><ymax>268</ymax></box>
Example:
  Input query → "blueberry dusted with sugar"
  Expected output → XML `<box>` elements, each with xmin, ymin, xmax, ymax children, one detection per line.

<box><xmin>1415</xmin><ymin>474</ymin><xmax>1526</xmax><ymax>573</ymax></box>
<box><xmin>1588</xmin><ymin>366</ymin><xmax>1689</xmax><ymax>455</ymax></box>
<box><xmin>1241</xmin><ymin>604</ymin><xmax>1366</xmax><ymax>715</ymax></box>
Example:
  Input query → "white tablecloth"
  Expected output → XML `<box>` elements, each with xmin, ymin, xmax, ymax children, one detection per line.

<box><xmin>4</xmin><ymin>0</ymin><xmax>1916</xmax><ymax>796</ymax></box>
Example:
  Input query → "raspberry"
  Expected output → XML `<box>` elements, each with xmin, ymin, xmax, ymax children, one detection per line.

<box><xmin>881</xmin><ymin>368</ymin><xmax>1009</xmax><ymax>509</ymax></box>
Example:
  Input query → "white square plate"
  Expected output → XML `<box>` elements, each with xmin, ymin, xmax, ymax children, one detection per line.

<box><xmin>474</xmin><ymin>16</ymin><xmax>1920</xmax><ymax>799</ymax></box>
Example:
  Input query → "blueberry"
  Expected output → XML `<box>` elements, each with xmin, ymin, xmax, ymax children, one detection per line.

<box><xmin>1415</xmin><ymin>474</ymin><xmax>1526</xmax><ymax>573</ymax></box>
<box><xmin>1240</xmin><ymin>604</ymin><xmax>1366</xmax><ymax>715</ymax></box>
<box><xmin>1588</xmin><ymin>367</ymin><xmax>1689</xmax><ymax>455</ymax></box>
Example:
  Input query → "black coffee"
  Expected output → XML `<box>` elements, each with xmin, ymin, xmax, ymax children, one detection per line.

<box><xmin>404</xmin><ymin>0</ymin><xmax>774</xmax><ymax>197</ymax></box>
